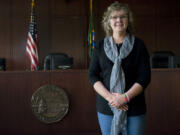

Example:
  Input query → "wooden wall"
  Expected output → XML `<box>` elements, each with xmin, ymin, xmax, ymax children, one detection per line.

<box><xmin>0</xmin><ymin>0</ymin><xmax>180</xmax><ymax>70</ymax></box>
<box><xmin>0</xmin><ymin>70</ymin><xmax>101</xmax><ymax>135</ymax></box>
<box><xmin>0</xmin><ymin>69</ymin><xmax>180</xmax><ymax>135</ymax></box>
<box><xmin>146</xmin><ymin>69</ymin><xmax>180</xmax><ymax>135</ymax></box>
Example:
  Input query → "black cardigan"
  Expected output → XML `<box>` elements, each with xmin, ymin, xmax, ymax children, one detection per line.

<box><xmin>88</xmin><ymin>37</ymin><xmax>151</xmax><ymax>116</ymax></box>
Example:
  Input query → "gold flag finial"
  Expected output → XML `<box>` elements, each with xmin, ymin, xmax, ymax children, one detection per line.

<box><xmin>32</xmin><ymin>0</ymin><xmax>35</xmax><ymax>7</ymax></box>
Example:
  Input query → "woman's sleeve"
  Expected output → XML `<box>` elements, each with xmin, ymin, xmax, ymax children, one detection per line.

<box><xmin>136</xmin><ymin>42</ymin><xmax>151</xmax><ymax>89</ymax></box>
<box><xmin>88</xmin><ymin>43</ymin><xmax>102</xmax><ymax>86</ymax></box>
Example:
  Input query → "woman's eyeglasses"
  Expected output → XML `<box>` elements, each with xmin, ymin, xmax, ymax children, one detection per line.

<box><xmin>110</xmin><ymin>15</ymin><xmax>128</xmax><ymax>20</ymax></box>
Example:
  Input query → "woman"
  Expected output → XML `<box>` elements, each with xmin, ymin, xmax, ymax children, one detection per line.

<box><xmin>88</xmin><ymin>2</ymin><xmax>151</xmax><ymax>135</ymax></box>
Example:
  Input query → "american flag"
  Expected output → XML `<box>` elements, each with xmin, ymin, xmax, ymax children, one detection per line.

<box><xmin>26</xmin><ymin>0</ymin><xmax>39</xmax><ymax>71</ymax></box>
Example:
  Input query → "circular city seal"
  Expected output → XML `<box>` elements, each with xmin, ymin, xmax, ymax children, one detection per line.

<box><xmin>31</xmin><ymin>85</ymin><xmax>69</xmax><ymax>124</ymax></box>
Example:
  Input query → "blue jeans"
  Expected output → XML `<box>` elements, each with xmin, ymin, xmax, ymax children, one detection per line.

<box><xmin>97</xmin><ymin>112</ymin><xmax>146</xmax><ymax>135</ymax></box>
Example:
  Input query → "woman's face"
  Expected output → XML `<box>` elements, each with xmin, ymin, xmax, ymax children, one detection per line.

<box><xmin>109</xmin><ymin>10</ymin><xmax>128</xmax><ymax>34</ymax></box>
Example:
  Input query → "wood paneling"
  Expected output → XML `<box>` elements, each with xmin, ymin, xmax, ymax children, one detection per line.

<box><xmin>0</xmin><ymin>1</ymin><xmax>11</xmax><ymax>69</ymax></box>
<box><xmin>51</xmin><ymin>0</ymin><xmax>86</xmax><ymax>16</ymax></box>
<box><xmin>145</xmin><ymin>69</ymin><xmax>180</xmax><ymax>135</ymax></box>
<box><xmin>36</xmin><ymin>0</ymin><xmax>52</xmax><ymax>68</ymax></box>
<box><xmin>51</xmin><ymin>16</ymin><xmax>87</xmax><ymax>69</ymax></box>
<box><xmin>156</xmin><ymin>18</ymin><xmax>180</xmax><ymax>55</ymax></box>
<box><xmin>0</xmin><ymin>69</ymin><xmax>180</xmax><ymax>134</ymax></box>
<box><xmin>11</xmin><ymin>0</ymin><xmax>29</xmax><ymax>70</ymax></box>
<box><xmin>135</xmin><ymin>17</ymin><xmax>156</xmax><ymax>54</ymax></box>
<box><xmin>0</xmin><ymin>0</ymin><xmax>180</xmax><ymax>70</ymax></box>
<box><xmin>0</xmin><ymin>70</ymin><xmax>100</xmax><ymax>135</ymax></box>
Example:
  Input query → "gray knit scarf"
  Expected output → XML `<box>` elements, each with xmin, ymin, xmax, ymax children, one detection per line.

<box><xmin>104</xmin><ymin>34</ymin><xmax>135</xmax><ymax>135</ymax></box>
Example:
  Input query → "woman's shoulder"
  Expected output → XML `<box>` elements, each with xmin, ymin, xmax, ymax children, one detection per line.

<box><xmin>134</xmin><ymin>36</ymin><xmax>145</xmax><ymax>45</ymax></box>
<box><xmin>134</xmin><ymin>36</ymin><xmax>148</xmax><ymax>50</ymax></box>
<box><xmin>133</xmin><ymin>36</ymin><xmax>149</xmax><ymax>56</ymax></box>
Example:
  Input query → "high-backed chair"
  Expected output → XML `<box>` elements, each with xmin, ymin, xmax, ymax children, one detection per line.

<box><xmin>43</xmin><ymin>53</ymin><xmax>73</xmax><ymax>70</ymax></box>
<box><xmin>173</xmin><ymin>56</ymin><xmax>180</xmax><ymax>68</ymax></box>
<box><xmin>0</xmin><ymin>58</ymin><xmax>6</xmax><ymax>71</ymax></box>
<box><xmin>150</xmin><ymin>51</ymin><xmax>174</xmax><ymax>68</ymax></box>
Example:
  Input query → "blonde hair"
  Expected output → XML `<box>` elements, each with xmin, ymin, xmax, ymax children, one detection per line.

<box><xmin>102</xmin><ymin>1</ymin><xmax>134</xmax><ymax>36</ymax></box>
